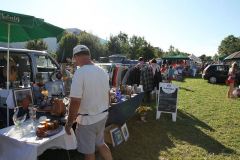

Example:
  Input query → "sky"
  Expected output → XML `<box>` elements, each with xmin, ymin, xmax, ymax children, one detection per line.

<box><xmin>1</xmin><ymin>0</ymin><xmax>240</xmax><ymax>57</ymax></box>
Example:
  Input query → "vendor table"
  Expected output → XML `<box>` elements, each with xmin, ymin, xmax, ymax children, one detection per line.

<box><xmin>106</xmin><ymin>92</ymin><xmax>145</xmax><ymax>127</ymax></box>
<box><xmin>0</xmin><ymin>119</ymin><xmax>77</xmax><ymax>160</ymax></box>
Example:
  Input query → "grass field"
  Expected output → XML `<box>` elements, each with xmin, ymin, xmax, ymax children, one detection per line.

<box><xmin>39</xmin><ymin>74</ymin><xmax>240</xmax><ymax>160</ymax></box>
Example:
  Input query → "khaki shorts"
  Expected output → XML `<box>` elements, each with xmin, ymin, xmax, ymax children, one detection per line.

<box><xmin>75</xmin><ymin>117</ymin><xmax>107</xmax><ymax>154</ymax></box>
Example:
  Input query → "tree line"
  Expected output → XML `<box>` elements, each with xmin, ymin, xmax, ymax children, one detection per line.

<box><xmin>24</xmin><ymin>32</ymin><xmax>240</xmax><ymax>63</ymax></box>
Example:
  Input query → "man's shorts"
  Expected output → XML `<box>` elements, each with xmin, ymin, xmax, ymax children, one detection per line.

<box><xmin>75</xmin><ymin>117</ymin><xmax>107</xmax><ymax>154</ymax></box>
<box><xmin>167</xmin><ymin>77</ymin><xmax>173</xmax><ymax>81</ymax></box>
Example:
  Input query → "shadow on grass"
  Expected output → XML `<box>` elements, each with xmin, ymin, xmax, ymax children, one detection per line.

<box><xmin>158</xmin><ymin>110</ymin><xmax>236</xmax><ymax>155</ymax></box>
<box><xmin>179</xmin><ymin>87</ymin><xmax>194</xmax><ymax>92</ymax></box>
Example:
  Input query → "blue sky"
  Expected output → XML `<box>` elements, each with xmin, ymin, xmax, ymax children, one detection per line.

<box><xmin>1</xmin><ymin>0</ymin><xmax>240</xmax><ymax>56</ymax></box>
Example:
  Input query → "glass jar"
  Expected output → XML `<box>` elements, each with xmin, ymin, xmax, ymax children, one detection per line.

<box><xmin>53</xmin><ymin>120</ymin><xmax>59</xmax><ymax>129</ymax></box>
<box><xmin>40</xmin><ymin>121</ymin><xmax>46</xmax><ymax>130</ymax></box>
<box><xmin>45</xmin><ymin>119</ymin><xmax>50</xmax><ymax>131</ymax></box>
<box><xmin>48</xmin><ymin>122</ymin><xmax>54</xmax><ymax>130</ymax></box>
<box><xmin>37</xmin><ymin>125</ymin><xmax>45</xmax><ymax>136</ymax></box>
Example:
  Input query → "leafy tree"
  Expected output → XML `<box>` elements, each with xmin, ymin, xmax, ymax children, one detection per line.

<box><xmin>56</xmin><ymin>32</ymin><xmax>79</xmax><ymax>63</ymax></box>
<box><xmin>212</xmin><ymin>54</ymin><xmax>219</xmax><ymax>61</ymax></box>
<box><xmin>199</xmin><ymin>54</ymin><xmax>206</xmax><ymax>61</ymax></box>
<box><xmin>142</xmin><ymin>42</ymin><xmax>156</xmax><ymax>62</ymax></box>
<box><xmin>218</xmin><ymin>35</ymin><xmax>240</xmax><ymax>56</ymax></box>
<box><xmin>105</xmin><ymin>35</ymin><xmax>121</xmax><ymax>56</ymax></box>
<box><xmin>168</xmin><ymin>45</ymin><xmax>175</xmax><ymax>55</ymax></box>
<box><xmin>205</xmin><ymin>56</ymin><xmax>212</xmax><ymax>61</ymax></box>
<box><xmin>129</xmin><ymin>35</ymin><xmax>145</xmax><ymax>60</ymax></box>
<box><xmin>50</xmin><ymin>51</ymin><xmax>57</xmax><ymax>61</ymax></box>
<box><xmin>78</xmin><ymin>31</ymin><xmax>104</xmax><ymax>60</ymax></box>
<box><xmin>156</xmin><ymin>48</ymin><xmax>165</xmax><ymax>58</ymax></box>
<box><xmin>118</xmin><ymin>31</ymin><xmax>130</xmax><ymax>58</ymax></box>
<box><xmin>24</xmin><ymin>39</ymin><xmax>48</xmax><ymax>51</ymax></box>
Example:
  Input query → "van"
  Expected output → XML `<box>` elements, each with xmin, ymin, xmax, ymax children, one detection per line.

<box><xmin>0</xmin><ymin>47</ymin><xmax>71</xmax><ymax>87</ymax></box>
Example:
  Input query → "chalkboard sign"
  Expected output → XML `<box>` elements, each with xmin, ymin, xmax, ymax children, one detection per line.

<box><xmin>156</xmin><ymin>83</ymin><xmax>179</xmax><ymax>121</ymax></box>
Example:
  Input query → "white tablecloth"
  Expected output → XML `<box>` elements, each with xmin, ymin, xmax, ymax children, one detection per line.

<box><xmin>0</xmin><ymin>120</ymin><xmax>77</xmax><ymax>160</ymax></box>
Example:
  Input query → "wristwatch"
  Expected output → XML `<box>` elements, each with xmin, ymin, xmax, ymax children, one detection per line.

<box><xmin>66</xmin><ymin>122</ymin><xmax>73</xmax><ymax>126</ymax></box>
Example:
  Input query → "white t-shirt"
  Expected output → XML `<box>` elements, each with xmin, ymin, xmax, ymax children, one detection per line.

<box><xmin>174</xmin><ymin>70</ymin><xmax>178</xmax><ymax>75</ymax></box>
<box><xmin>70</xmin><ymin>65</ymin><xmax>109</xmax><ymax>125</ymax></box>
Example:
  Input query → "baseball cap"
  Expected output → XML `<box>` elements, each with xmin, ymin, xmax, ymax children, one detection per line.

<box><xmin>72</xmin><ymin>45</ymin><xmax>90</xmax><ymax>62</ymax></box>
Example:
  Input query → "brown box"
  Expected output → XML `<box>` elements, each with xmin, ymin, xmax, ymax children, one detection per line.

<box><xmin>104</xmin><ymin>124</ymin><xmax>119</xmax><ymax>145</ymax></box>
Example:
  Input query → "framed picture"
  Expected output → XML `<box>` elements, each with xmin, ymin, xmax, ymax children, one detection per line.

<box><xmin>13</xmin><ymin>88</ymin><xmax>34</xmax><ymax>108</ymax></box>
<box><xmin>110</xmin><ymin>128</ymin><xmax>123</xmax><ymax>147</ymax></box>
<box><xmin>44</xmin><ymin>80</ymin><xmax>65</xmax><ymax>96</ymax></box>
<box><xmin>121</xmin><ymin>123</ymin><xmax>129</xmax><ymax>141</ymax></box>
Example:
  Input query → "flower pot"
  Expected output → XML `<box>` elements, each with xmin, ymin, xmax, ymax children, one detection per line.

<box><xmin>137</xmin><ymin>115</ymin><xmax>147</xmax><ymax>121</ymax></box>
<box><xmin>21</xmin><ymin>98</ymin><xmax>29</xmax><ymax>110</ymax></box>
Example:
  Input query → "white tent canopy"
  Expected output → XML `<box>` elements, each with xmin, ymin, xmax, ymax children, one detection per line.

<box><xmin>188</xmin><ymin>54</ymin><xmax>201</xmax><ymax>61</ymax></box>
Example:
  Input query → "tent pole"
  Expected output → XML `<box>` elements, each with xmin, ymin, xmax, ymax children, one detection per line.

<box><xmin>7</xmin><ymin>24</ymin><xmax>10</xmax><ymax>127</ymax></box>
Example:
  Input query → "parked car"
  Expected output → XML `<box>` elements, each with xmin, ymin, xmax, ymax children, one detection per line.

<box><xmin>202</xmin><ymin>64</ymin><xmax>240</xmax><ymax>84</ymax></box>
<box><xmin>95</xmin><ymin>63</ymin><xmax>114</xmax><ymax>85</ymax></box>
<box><xmin>0</xmin><ymin>47</ymin><xmax>71</xmax><ymax>87</ymax></box>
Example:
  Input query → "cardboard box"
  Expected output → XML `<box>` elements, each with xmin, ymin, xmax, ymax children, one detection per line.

<box><xmin>104</xmin><ymin>124</ymin><xmax>119</xmax><ymax>145</ymax></box>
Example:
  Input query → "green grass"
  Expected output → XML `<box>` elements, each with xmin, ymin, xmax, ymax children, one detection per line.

<box><xmin>39</xmin><ymin>75</ymin><xmax>240</xmax><ymax>160</ymax></box>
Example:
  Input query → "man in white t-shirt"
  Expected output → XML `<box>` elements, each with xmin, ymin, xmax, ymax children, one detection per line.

<box><xmin>65</xmin><ymin>45</ymin><xmax>112</xmax><ymax>160</ymax></box>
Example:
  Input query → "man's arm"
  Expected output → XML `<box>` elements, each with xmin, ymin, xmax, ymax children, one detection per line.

<box><xmin>65</xmin><ymin>97</ymin><xmax>81</xmax><ymax>135</ymax></box>
<box><xmin>108</xmin><ymin>90</ymin><xmax>111</xmax><ymax>108</ymax></box>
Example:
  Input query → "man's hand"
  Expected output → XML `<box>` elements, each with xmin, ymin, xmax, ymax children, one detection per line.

<box><xmin>65</xmin><ymin>125</ymin><xmax>72</xmax><ymax>135</ymax></box>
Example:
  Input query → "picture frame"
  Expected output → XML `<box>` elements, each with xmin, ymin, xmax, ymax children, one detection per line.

<box><xmin>121</xmin><ymin>123</ymin><xmax>129</xmax><ymax>141</ymax></box>
<box><xmin>44</xmin><ymin>80</ymin><xmax>65</xmax><ymax>96</ymax></box>
<box><xmin>13</xmin><ymin>88</ymin><xmax>34</xmax><ymax>108</ymax></box>
<box><xmin>110</xmin><ymin>128</ymin><xmax>124</xmax><ymax>147</ymax></box>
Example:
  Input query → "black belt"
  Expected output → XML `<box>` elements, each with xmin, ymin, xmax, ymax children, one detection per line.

<box><xmin>77</xmin><ymin>109</ymin><xmax>108</xmax><ymax>116</ymax></box>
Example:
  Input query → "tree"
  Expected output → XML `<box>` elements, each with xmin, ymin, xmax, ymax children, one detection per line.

<box><xmin>104</xmin><ymin>35</ymin><xmax>121</xmax><ymax>56</ymax></box>
<box><xmin>205</xmin><ymin>56</ymin><xmax>212</xmax><ymax>61</ymax></box>
<box><xmin>56</xmin><ymin>32</ymin><xmax>79</xmax><ymax>63</ymax></box>
<box><xmin>129</xmin><ymin>35</ymin><xmax>145</xmax><ymax>60</ymax></box>
<box><xmin>218</xmin><ymin>35</ymin><xmax>240</xmax><ymax>56</ymax></box>
<box><xmin>78</xmin><ymin>31</ymin><xmax>104</xmax><ymax>60</ymax></box>
<box><xmin>168</xmin><ymin>45</ymin><xmax>175</xmax><ymax>55</ymax></box>
<box><xmin>24</xmin><ymin>39</ymin><xmax>48</xmax><ymax>51</ymax></box>
<box><xmin>156</xmin><ymin>48</ymin><xmax>165</xmax><ymax>58</ymax></box>
<box><xmin>212</xmin><ymin>54</ymin><xmax>219</xmax><ymax>61</ymax></box>
<box><xmin>118</xmin><ymin>31</ymin><xmax>130</xmax><ymax>58</ymax></box>
<box><xmin>199</xmin><ymin>54</ymin><xmax>206</xmax><ymax>61</ymax></box>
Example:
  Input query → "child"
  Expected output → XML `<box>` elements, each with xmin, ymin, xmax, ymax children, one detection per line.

<box><xmin>160</xmin><ymin>64</ymin><xmax>165</xmax><ymax>73</ymax></box>
<box><xmin>167</xmin><ymin>65</ymin><xmax>174</xmax><ymax>83</ymax></box>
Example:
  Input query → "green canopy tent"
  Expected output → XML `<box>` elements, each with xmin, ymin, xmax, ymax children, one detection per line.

<box><xmin>224</xmin><ymin>51</ymin><xmax>240</xmax><ymax>61</ymax></box>
<box><xmin>162</xmin><ymin>54</ymin><xmax>190</xmax><ymax>60</ymax></box>
<box><xmin>0</xmin><ymin>10</ymin><xmax>65</xmax><ymax>126</ymax></box>
<box><xmin>219</xmin><ymin>54</ymin><xmax>233</xmax><ymax>61</ymax></box>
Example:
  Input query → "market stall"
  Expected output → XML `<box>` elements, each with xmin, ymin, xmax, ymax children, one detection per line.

<box><xmin>162</xmin><ymin>54</ymin><xmax>190</xmax><ymax>67</ymax></box>
<box><xmin>0</xmin><ymin>10</ymin><xmax>65</xmax><ymax>126</ymax></box>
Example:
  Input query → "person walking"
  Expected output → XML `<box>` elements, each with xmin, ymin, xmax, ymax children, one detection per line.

<box><xmin>65</xmin><ymin>45</ymin><xmax>113</xmax><ymax>160</ymax></box>
<box><xmin>167</xmin><ymin>65</ymin><xmax>174</xmax><ymax>83</ymax></box>
<box><xmin>192</xmin><ymin>62</ymin><xmax>197</xmax><ymax>77</ymax></box>
<box><xmin>227</xmin><ymin>62</ymin><xmax>238</xmax><ymax>98</ymax></box>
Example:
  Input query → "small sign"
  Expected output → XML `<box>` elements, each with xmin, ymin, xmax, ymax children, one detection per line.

<box><xmin>156</xmin><ymin>83</ymin><xmax>179</xmax><ymax>122</ymax></box>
